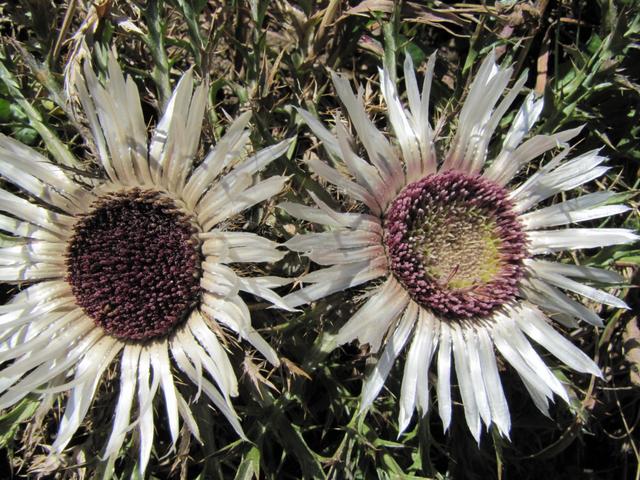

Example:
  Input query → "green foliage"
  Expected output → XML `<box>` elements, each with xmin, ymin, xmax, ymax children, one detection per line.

<box><xmin>0</xmin><ymin>398</ymin><xmax>39</xmax><ymax>448</ymax></box>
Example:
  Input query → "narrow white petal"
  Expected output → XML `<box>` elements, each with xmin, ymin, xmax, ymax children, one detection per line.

<box><xmin>517</xmin><ymin>165</ymin><xmax>612</xmax><ymax>213</ymax></box>
<box><xmin>520</xmin><ymin>191</ymin><xmax>628</xmax><ymax>229</ymax></box>
<box><xmin>0</xmin><ymin>189</ymin><xmax>73</xmax><ymax>236</ymax></box>
<box><xmin>360</xmin><ymin>302</ymin><xmax>417</xmax><ymax>412</ymax></box>
<box><xmin>182</xmin><ymin>112</ymin><xmax>252</xmax><ymax>208</ymax></box>
<box><xmin>137</xmin><ymin>348</ymin><xmax>156</xmax><ymax>477</ymax></box>
<box><xmin>162</xmin><ymin>114</ymin><xmax>189</xmax><ymax>193</ymax></box>
<box><xmin>78</xmin><ymin>61</ymin><xmax>117</xmax><ymax>181</ymax></box>
<box><xmin>0</xmin><ymin>145</ymin><xmax>85</xmax><ymax>213</ymax></box>
<box><xmin>436</xmin><ymin>323</ymin><xmax>452</xmax><ymax>431</ymax></box>
<box><xmin>104</xmin><ymin>344</ymin><xmax>141</xmax><ymax>458</ymax></box>
<box><xmin>308</xmin><ymin>245</ymin><xmax>385</xmax><ymax>266</ymax></box>
<box><xmin>201</xmin><ymin>231</ymin><xmax>285</xmax><ymax>264</ymax></box>
<box><xmin>0</xmin><ymin>293</ymin><xmax>74</xmax><ymax>330</ymax></box>
<box><xmin>523</xmin><ymin>204</ymin><xmax>630</xmax><ymax>230</ymax></box>
<box><xmin>170</xmin><ymin>339</ymin><xmax>245</xmax><ymax>438</ymax></box>
<box><xmin>493</xmin><ymin>91</ymin><xmax>544</xmax><ymax>161</ymax></box>
<box><xmin>0</xmin><ymin>134</ymin><xmax>89</xmax><ymax>202</ymax></box>
<box><xmin>178</xmin><ymin>317</ymin><xmax>237</xmax><ymax>399</ymax></box>
<box><xmin>522</xmin><ymin>277</ymin><xmax>603</xmax><ymax>326</ymax></box>
<box><xmin>189</xmin><ymin>311</ymin><xmax>239</xmax><ymax>397</ymax></box>
<box><xmin>3</xmin><ymin>328</ymin><xmax>103</xmax><ymax>397</ymax></box>
<box><xmin>307</xmin><ymin>191</ymin><xmax>382</xmax><ymax>233</ymax></box>
<box><xmin>194</xmin><ymin>172</ymin><xmax>253</xmax><ymax>228</ymax></box>
<box><xmin>497</xmin><ymin>315</ymin><xmax>568</xmax><ymax>402</ymax></box>
<box><xmin>285</xmin><ymin>230</ymin><xmax>380</xmax><ymax>253</ymax></box>
<box><xmin>195</xmin><ymin>137</ymin><xmax>291</xmax><ymax>204</ymax></box>
<box><xmin>476</xmin><ymin>328</ymin><xmax>511</xmax><ymax>436</ymax></box>
<box><xmin>522</xmin><ymin>278</ymin><xmax>603</xmax><ymax>328</ymax></box>
<box><xmin>214</xmin><ymin>138</ymin><xmax>292</xmax><ymax>188</ymax></box>
<box><xmin>0</xmin><ymin>260</ymin><xmax>65</xmax><ymax>282</ymax></box>
<box><xmin>124</xmin><ymin>76</ymin><xmax>153</xmax><ymax>184</ymax></box>
<box><xmin>201</xmin><ymin>262</ymin><xmax>240</xmax><ymax>298</ymax></box>
<box><xmin>0</xmin><ymin>214</ymin><xmax>60</xmax><ymax>241</ymax></box>
<box><xmin>414</xmin><ymin>310</ymin><xmax>439</xmax><ymax>417</ymax></box>
<box><xmin>305</xmin><ymin>157</ymin><xmax>381</xmax><ymax>214</ymax></box>
<box><xmin>379</xmin><ymin>66</ymin><xmax>421</xmax><ymax>184</ymax></box>
<box><xmin>176</xmin><ymin>390</ymin><xmax>201</xmax><ymax>442</ymax></box>
<box><xmin>528</xmin><ymin>259</ymin><xmax>624</xmax><ymax>284</ymax></box>
<box><xmin>0</xmin><ymin>309</ymin><xmax>86</xmax><ymax>364</ymax></box>
<box><xmin>235</xmin><ymin>275</ymin><xmax>296</xmax><ymax>311</ymax></box>
<box><xmin>278</xmin><ymin>200</ymin><xmax>380</xmax><ymax>232</ymax></box>
<box><xmin>334</xmin><ymin>120</ymin><xmax>388</xmax><ymax>209</ymax></box>
<box><xmin>486</xmin><ymin>127</ymin><xmax>583</xmax><ymax>186</ymax></box>
<box><xmin>492</xmin><ymin>325</ymin><xmax>555</xmax><ymax>414</ymax></box>
<box><xmin>0</xmin><ymin>241</ymin><xmax>66</xmax><ymax>266</ymax></box>
<box><xmin>451</xmin><ymin>326</ymin><xmax>481</xmax><ymax>442</ymax></box>
<box><xmin>334</xmin><ymin>278</ymin><xmax>410</xmax><ymax>353</ymax></box>
<box><xmin>530</xmin><ymin>263</ymin><xmax>628</xmax><ymax>309</ymax></box>
<box><xmin>282</xmin><ymin>258</ymin><xmax>387</xmax><ymax>308</ymax></box>
<box><xmin>445</xmin><ymin>53</ymin><xmax>499</xmax><ymax>171</ymax></box>
<box><xmin>331</xmin><ymin>71</ymin><xmax>404</xmax><ymax>194</ymax></box>
<box><xmin>104</xmin><ymin>54</ymin><xmax>151</xmax><ymax>185</ymax></box>
<box><xmin>295</xmin><ymin>107</ymin><xmax>341</xmax><ymax>158</ymax></box>
<box><xmin>0</xmin><ymin>280</ymin><xmax>70</xmax><ymax>315</ymax></box>
<box><xmin>520</xmin><ymin>377</ymin><xmax>552</xmax><ymax>417</ymax></box>
<box><xmin>465</xmin><ymin>330</ymin><xmax>492</xmax><ymax>430</ymax></box>
<box><xmin>466</xmin><ymin>73</ymin><xmax>533</xmax><ymax>175</ymax></box>
<box><xmin>398</xmin><ymin>308</ymin><xmax>439</xmax><ymax>434</ymax></box>
<box><xmin>403</xmin><ymin>53</ymin><xmax>437</xmax><ymax>181</ymax></box>
<box><xmin>170</xmin><ymin>331</ymin><xmax>202</xmax><ymax>400</ymax></box>
<box><xmin>150</xmin><ymin>342</ymin><xmax>180</xmax><ymax>448</ymax></box>
<box><xmin>200</xmin><ymin>296</ymin><xmax>279</xmax><ymax>366</ymax></box>
<box><xmin>528</xmin><ymin>228</ymin><xmax>638</xmax><ymax>254</ymax></box>
<box><xmin>404</xmin><ymin>53</ymin><xmax>422</xmax><ymax>121</ymax></box>
<box><xmin>53</xmin><ymin>336</ymin><xmax>122</xmax><ymax>452</ymax></box>
<box><xmin>162</xmin><ymin>80</ymin><xmax>216</xmax><ymax>194</ymax></box>
<box><xmin>447</xmin><ymin>69</ymin><xmax>514</xmax><ymax>174</ymax></box>
<box><xmin>200</xmin><ymin>176</ymin><xmax>288</xmax><ymax>231</ymax></box>
<box><xmin>443</xmin><ymin>53</ymin><xmax>511</xmax><ymax>173</ymax></box>
<box><xmin>511</xmin><ymin>149</ymin><xmax>608</xmax><ymax>212</ymax></box>
<box><xmin>0</xmin><ymin>312</ymin><xmax>84</xmax><ymax>367</ymax></box>
<box><xmin>481</xmin><ymin>90</ymin><xmax>544</xmax><ymax>177</ymax></box>
<box><xmin>149</xmin><ymin>69</ymin><xmax>194</xmax><ymax>185</ymax></box>
<box><xmin>516</xmin><ymin>303</ymin><xmax>601</xmax><ymax>377</ymax></box>
<box><xmin>398</xmin><ymin>327</ymin><xmax>421</xmax><ymax>433</ymax></box>
<box><xmin>175</xmin><ymin>82</ymin><xmax>208</xmax><ymax>192</ymax></box>
<box><xmin>87</xmin><ymin>57</ymin><xmax>140</xmax><ymax>185</ymax></box>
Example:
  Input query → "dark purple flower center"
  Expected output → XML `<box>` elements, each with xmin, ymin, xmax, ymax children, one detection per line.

<box><xmin>384</xmin><ymin>171</ymin><xmax>527</xmax><ymax>319</ymax></box>
<box><xmin>66</xmin><ymin>189</ymin><xmax>201</xmax><ymax>341</ymax></box>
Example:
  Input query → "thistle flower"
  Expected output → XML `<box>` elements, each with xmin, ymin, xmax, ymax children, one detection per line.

<box><xmin>0</xmin><ymin>53</ymin><xmax>292</xmax><ymax>473</ymax></box>
<box><xmin>282</xmin><ymin>52</ymin><xmax>637</xmax><ymax>440</ymax></box>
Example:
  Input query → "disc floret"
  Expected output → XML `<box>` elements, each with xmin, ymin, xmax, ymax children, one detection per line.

<box><xmin>66</xmin><ymin>189</ymin><xmax>201</xmax><ymax>341</ymax></box>
<box><xmin>384</xmin><ymin>171</ymin><xmax>528</xmax><ymax>319</ymax></box>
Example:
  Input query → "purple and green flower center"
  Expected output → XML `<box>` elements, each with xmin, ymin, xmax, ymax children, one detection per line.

<box><xmin>66</xmin><ymin>189</ymin><xmax>201</xmax><ymax>341</ymax></box>
<box><xmin>384</xmin><ymin>171</ymin><xmax>527</xmax><ymax>319</ymax></box>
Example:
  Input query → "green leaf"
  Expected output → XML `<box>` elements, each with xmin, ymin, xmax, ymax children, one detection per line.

<box><xmin>234</xmin><ymin>446</ymin><xmax>261</xmax><ymax>480</ymax></box>
<box><xmin>613</xmin><ymin>249</ymin><xmax>640</xmax><ymax>265</ymax></box>
<box><xmin>0</xmin><ymin>58</ymin><xmax>79</xmax><ymax>167</ymax></box>
<box><xmin>13</xmin><ymin>126</ymin><xmax>38</xmax><ymax>145</ymax></box>
<box><xmin>0</xmin><ymin>98</ymin><xmax>9</xmax><ymax>122</ymax></box>
<box><xmin>0</xmin><ymin>397</ymin><xmax>40</xmax><ymax>447</ymax></box>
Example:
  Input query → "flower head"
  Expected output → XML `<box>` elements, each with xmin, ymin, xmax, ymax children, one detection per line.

<box><xmin>282</xmin><ymin>52</ymin><xmax>637</xmax><ymax>440</ymax></box>
<box><xmin>0</xmin><ymin>53</ymin><xmax>291</xmax><ymax>473</ymax></box>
